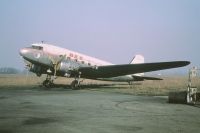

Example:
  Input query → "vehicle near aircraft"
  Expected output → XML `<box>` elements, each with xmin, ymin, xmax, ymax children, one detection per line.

<box><xmin>19</xmin><ymin>43</ymin><xmax>190</xmax><ymax>88</ymax></box>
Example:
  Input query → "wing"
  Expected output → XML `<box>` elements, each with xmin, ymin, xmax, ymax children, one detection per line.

<box><xmin>77</xmin><ymin>61</ymin><xmax>190</xmax><ymax>79</ymax></box>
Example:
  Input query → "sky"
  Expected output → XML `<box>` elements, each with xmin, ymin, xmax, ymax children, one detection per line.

<box><xmin>0</xmin><ymin>0</ymin><xmax>200</xmax><ymax>73</ymax></box>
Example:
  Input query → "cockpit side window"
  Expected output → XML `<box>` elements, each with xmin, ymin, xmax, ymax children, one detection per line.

<box><xmin>31</xmin><ymin>45</ymin><xmax>43</xmax><ymax>50</ymax></box>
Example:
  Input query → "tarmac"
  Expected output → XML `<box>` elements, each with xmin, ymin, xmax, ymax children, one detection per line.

<box><xmin>0</xmin><ymin>86</ymin><xmax>200</xmax><ymax>133</ymax></box>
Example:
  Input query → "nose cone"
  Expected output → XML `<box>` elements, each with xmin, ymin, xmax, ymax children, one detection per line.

<box><xmin>19</xmin><ymin>48</ymin><xmax>29</xmax><ymax>57</ymax></box>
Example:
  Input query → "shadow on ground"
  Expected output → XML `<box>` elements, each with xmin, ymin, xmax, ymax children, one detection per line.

<box><xmin>49</xmin><ymin>83</ymin><xmax>123</xmax><ymax>90</ymax></box>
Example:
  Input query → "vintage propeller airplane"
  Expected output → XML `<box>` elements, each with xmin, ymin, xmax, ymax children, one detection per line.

<box><xmin>19</xmin><ymin>43</ymin><xmax>190</xmax><ymax>88</ymax></box>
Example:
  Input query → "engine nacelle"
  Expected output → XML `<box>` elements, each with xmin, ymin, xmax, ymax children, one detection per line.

<box><xmin>59</xmin><ymin>61</ymin><xmax>81</xmax><ymax>77</ymax></box>
<box><xmin>59</xmin><ymin>61</ymin><xmax>72</xmax><ymax>73</ymax></box>
<box><xmin>30</xmin><ymin>64</ymin><xmax>42</xmax><ymax>76</ymax></box>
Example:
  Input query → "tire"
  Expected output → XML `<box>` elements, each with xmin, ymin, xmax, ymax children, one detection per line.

<box><xmin>71</xmin><ymin>80</ymin><xmax>79</xmax><ymax>89</ymax></box>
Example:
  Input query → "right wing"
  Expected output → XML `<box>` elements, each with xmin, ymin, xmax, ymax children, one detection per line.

<box><xmin>77</xmin><ymin>61</ymin><xmax>190</xmax><ymax>79</ymax></box>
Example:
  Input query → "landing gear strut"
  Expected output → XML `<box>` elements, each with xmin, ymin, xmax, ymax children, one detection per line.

<box><xmin>71</xmin><ymin>79</ymin><xmax>80</xmax><ymax>89</ymax></box>
<box><xmin>71</xmin><ymin>72</ymin><xmax>82</xmax><ymax>89</ymax></box>
<box><xmin>128</xmin><ymin>81</ymin><xmax>133</xmax><ymax>85</ymax></box>
<box><xmin>43</xmin><ymin>75</ymin><xmax>54</xmax><ymax>88</ymax></box>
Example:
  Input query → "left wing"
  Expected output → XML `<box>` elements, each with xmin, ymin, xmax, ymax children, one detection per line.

<box><xmin>77</xmin><ymin>61</ymin><xmax>190</xmax><ymax>79</ymax></box>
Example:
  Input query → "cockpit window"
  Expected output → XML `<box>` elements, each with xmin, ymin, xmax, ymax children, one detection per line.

<box><xmin>32</xmin><ymin>45</ymin><xmax>43</xmax><ymax>50</ymax></box>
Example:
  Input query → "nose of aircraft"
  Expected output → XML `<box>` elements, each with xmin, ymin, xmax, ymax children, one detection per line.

<box><xmin>19</xmin><ymin>48</ymin><xmax>29</xmax><ymax>57</ymax></box>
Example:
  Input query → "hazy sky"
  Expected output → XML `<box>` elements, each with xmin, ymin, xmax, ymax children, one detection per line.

<box><xmin>0</xmin><ymin>0</ymin><xmax>199</xmax><ymax>72</ymax></box>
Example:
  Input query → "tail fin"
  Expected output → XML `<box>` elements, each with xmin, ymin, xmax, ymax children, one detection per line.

<box><xmin>130</xmin><ymin>55</ymin><xmax>144</xmax><ymax>76</ymax></box>
<box><xmin>130</xmin><ymin>54</ymin><xmax>144</xmax><ymax>64</ymax></box>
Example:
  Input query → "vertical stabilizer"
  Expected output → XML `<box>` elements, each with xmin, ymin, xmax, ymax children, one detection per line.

<box><xmin>130</xmin><ymin>55</ymin><xmax>144</xmax><ymax>64</ymax></box>
<box><xmin>130</xmin><ymin>55</ymin><xmax>144</xmax><ymax>76</ymax></box>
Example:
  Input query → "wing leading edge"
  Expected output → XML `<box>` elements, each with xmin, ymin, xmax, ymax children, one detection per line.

<box><xmin>78</xmin><ymin>61</ymin><xmax>190</xmax><ymax>79</ymax></box>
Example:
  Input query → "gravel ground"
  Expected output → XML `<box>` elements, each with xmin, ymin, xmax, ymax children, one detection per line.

<box><xmin>0</xmin><ymin>86</ymin><xmax>199</xmax><ymax>133</ymax></box>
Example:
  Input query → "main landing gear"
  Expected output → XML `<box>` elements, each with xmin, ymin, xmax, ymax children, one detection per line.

<box><xmin>70</xmin><ymin>73</ymin><xmax>82</xmax><ymax>89</ymax></box>
<box><xmin>128</xmin><ymin>81</ymin><xmax>133</xmax><ymax>85</ymax></box>
<box><xmin>43</xmin><ymin>75</ymin><xmax>54</xmax><ymax>88</ymax></box>
<box><xmin>70</xmin><ymin>79</ymin><xmax>80</xmax><ymax>89</ymax></box>
<box><xmin>42</xmin><ymin>72</ymin><xmax>82</xmax><ymax>89</ymax></box>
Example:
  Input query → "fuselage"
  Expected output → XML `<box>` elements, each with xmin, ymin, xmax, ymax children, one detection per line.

<box><xmin>20</xmin><ymin>43</ymin><xmax>133</xmax><ymax>82</ymax></box>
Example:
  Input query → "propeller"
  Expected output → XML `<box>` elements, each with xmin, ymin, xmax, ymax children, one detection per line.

<box><xmin>49</xmin><ymin>54</ymin><xmax>66</xmax><ymax>78</ymax></box>
<box><xmin>22</xmin><ymin>59</ymin><xmax>32</xmax><ymax>83</ymax></box>
<box><xmin>23</xmin><ymin>59</ymin><xmax>32</xmax><ymax>70</ymax></box>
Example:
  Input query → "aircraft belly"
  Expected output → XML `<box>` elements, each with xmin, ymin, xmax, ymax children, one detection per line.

<box><xmin>97</xmin><ymin>76</ymin><xmax>133</xmax><ymax>82</ymax></box>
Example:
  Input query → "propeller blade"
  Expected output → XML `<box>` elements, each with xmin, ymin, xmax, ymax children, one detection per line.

<box><xmin>48</xmin><ymin>54</ymin><xmax>66</xmax><ymax>78</ymax></box>
<box><xmin>23</xmin><ymin>60</ymin><xmax>32</xmax><ymax>70</ymax></box>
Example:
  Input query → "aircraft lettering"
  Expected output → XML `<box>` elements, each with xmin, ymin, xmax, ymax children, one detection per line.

<box><xmin>69</xmin><ymin>53</ymin><xmax>73</xmax><ymax>57</ymax></box>
<box><xmin>74</xmin><ymin>54</ymin><xmax>78</xmax><ymax>59</ymax></box>
<box><xmin>69</xmin><ymin>53</ymin><xmax>83</xmax><ymax>60</ymax></box>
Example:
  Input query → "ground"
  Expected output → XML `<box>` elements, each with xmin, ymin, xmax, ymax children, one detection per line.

<box><xmin>0</xmin><ymin>75</ymin><xmax>199</xmax><ymax>133</ymax></box>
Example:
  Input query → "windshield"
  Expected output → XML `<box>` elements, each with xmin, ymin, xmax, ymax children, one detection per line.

<box><xmin>31</xmin><ymin>45</ymin><xmax>43</xmax><ymax>50</ymax></box>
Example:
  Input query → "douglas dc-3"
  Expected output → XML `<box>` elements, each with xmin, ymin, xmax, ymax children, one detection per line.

<box><xmin>19</xmin><ymin>43</ymin><xmax>190</xmax><ymax>88</ymax></box>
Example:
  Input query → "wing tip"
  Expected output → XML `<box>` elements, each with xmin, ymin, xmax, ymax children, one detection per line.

<box><xmin>181</xmin><ymin>61</ymin><xmax>190</xmax><ymax>66</ymax></box>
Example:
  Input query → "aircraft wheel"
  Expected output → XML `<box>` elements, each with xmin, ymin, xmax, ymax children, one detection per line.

<box><xmin>71</xmin><ymin>80</ymin><xmax>79</xmax><ymax>89</ymax></box>
<box><xmin>128</xmin><ymin>81</ymin><xmax>133</xmax><ymax>85</ymax></box>
<box><xmin>43</xmin><ymin>80</ymin><xmax>54</xmax><ymax>88</ymax></box>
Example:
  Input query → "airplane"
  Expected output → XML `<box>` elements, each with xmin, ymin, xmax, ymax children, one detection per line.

<box><xmin>19</xmin><ymin>43</ymin><xmax>190</xmax><ymax>88</ymax></box>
